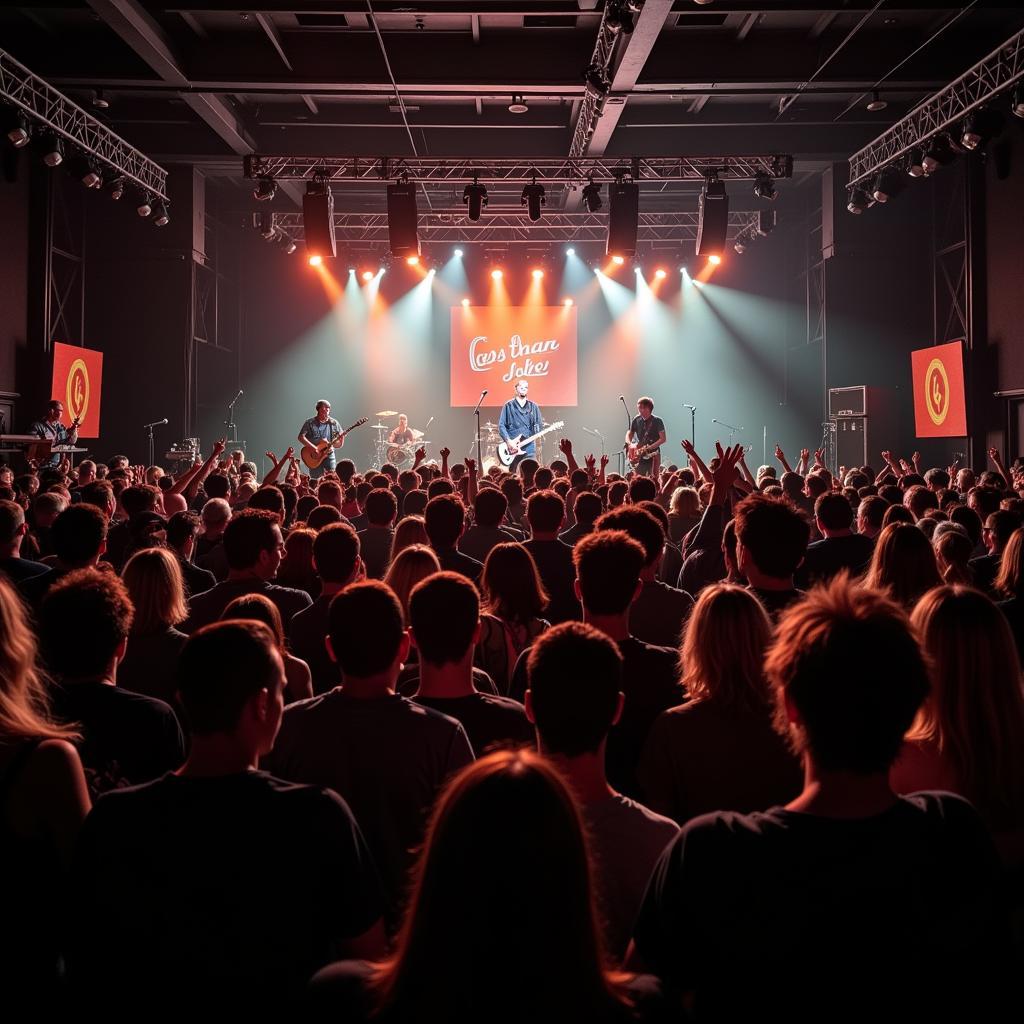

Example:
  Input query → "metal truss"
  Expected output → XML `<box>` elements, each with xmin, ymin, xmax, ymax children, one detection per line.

<box><xmin>847</xmin><ymin>26</ymin><xmax>1024</xmax><ymax>188</ymax></box>
<box><xmin>568</xmin><ymin>1</ymin><xmax>618</xmax><ymax>159</ymax></box>
<box><xmin>0</xmin><ymin>48</ymin><xmax>168</xmax><ymax>200</ymax></box>
<box><xmin>244</xmin><ymin>154</ymin><xmax>793</xmax><ymax>185</ymax></box>
<box><xmin>261</xmin><ymin>210</ymin><xmax>762</xmax><ymax>246</ymax></box>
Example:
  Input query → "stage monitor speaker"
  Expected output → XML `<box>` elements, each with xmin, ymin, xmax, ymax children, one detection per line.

<box><xmin>386</xmin><ymin>182</ymin><xmax>420</xmax><ymax>259</ymax></box>
<box><xmin>836</xmin><ymin>416</ymin><xmax>868</xmax><ymax>467</ymax></box>
<box><xmin>607</xmin><ymin>181</ymin><xmax>639</xmax><ymax>258</ymax></box>
<box><xmin>696</xmin><ymin>178</ymin><xmax>729</xmax><ymax>257</ymax></box>
<box><xmin>303</xmin><ymin>187</ymin><xmax>336</xmax><ymax>260</ymax></box>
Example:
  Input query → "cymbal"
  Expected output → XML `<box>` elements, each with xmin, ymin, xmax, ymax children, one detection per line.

<box><xmin>411</xmin><ymin>428</ymin><xmax>425</xmax><ymax>440</ymax></box>
<box><xmin>482</xmin><ymin>421</ymin><xmax>498</xmax><ymax>429</ymax></box>
<box><xmin>375</xmin><ymin>410</ymin><xmax>399</xmax><ymax>417</ymax></box>
<box><xmin>370</xmin><ymin>422</ymin><xmax>389</xmax><ymax>430</ymax></box>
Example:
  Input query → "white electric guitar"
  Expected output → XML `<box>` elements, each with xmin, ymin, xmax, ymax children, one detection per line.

<box><xmin>497</xmin><ymin>420</ymin><xmax>565</xmax><ymax>467</ymax></box>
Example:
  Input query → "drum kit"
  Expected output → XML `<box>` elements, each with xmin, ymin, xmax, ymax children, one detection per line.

<box><xmin>371</xmin><ymin>411</ymin><xmax>431</xmax><ymax>468</ymax></box>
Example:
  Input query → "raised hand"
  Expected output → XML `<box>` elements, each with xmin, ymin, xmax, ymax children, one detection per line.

<box><xmin>415</xmin><ymin>446</ymin><xmax>426</xmax><ymax>462</ymax></box>
<box><xmin>600</xmin><ymin>453</ymin><xmax>609</xmax><ymax>467</ymax></box>
<box><xmin>800</xmin><ymin>448</ymin><xmax>810</xmax><ymax>463</ymax></box>
<box><xmin>681</xmin><ymin>438</ymin><xmax>696</xmax><ymax>457</ymax></box>
<box><xmin>711</xmin><ymin>442</ymin><xmax>743</xmax><ymax>490</ymax></box>
<box><xmin>559</xmin><ymin>437</ymin><xmax>573</xmax><ymax>455</ymax></box>
<box><xmin>212</xmin><ymin>438</ymin><xmax>227</xmax><ymax>457</ymax></box>
<box><xmin>584</xmin><ymin>453</ymin><xmax>596</xmax><ymax>472</ymax></box>
<box><xmin>912</xmin><ymin>451</ymin><xmax>922</xmax><ymax>465</ymax></box>
<box><xmin>265</xmin><ymin>451</ymin><xmax>277</xmax><ymax>463</ymax></box>
<box><xmin>813</xmin><ymin>448</ymin><xmax>825</xmax><ymax>466</ymax></box>
<box><xmin>988</xmin><ymin>446</ymin><xmax>1002</xmax><ymax>464</ymax></box>
<box><xmin>440</xmin><ymin>447</ymin><xmax>451</xmax><ymax>460</ymax></box>
<box><xmin>774</xmin><ymin>444</ymin><xmax>786</xmax><ymax>461</ymax></box>
<box><xmin>464</xmin><ymin>457</ymin><xmax>476</xmax><ymax>475</ymax></box>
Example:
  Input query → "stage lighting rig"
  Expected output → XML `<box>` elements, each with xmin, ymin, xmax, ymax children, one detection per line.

<box><xmin>36</xmin><ymin>132</ymin><xmax>63</xmax><ymax>167</ymax></box>
<box><xmin>5</xmin><ymin>110</ymin><xmax>29</xmax><ymax>148</ymax></box>
<box><xmin>871</xmin><ymin>166</ymin><xmax>905</xmax><ymax>204</ymax></box>
<box><xmin>753</xmin><ymin>172</ymin><xmax>777</xmax><ymax>202</ymax></box>
<box><xmin>605</xmin><ymin>0</ymin><xmax>642</xmax><ymax>35</ymax></box>
<box><xmin>583</xmin><ymin>63</ymin><xmax>611</xmax><ymax>98</ymax></box>
<box><xmin>463</xmin><ymin>177</ymin><xmax>488</xmax><ymax>221</ymax></box>
<box><xmin>582</xmin><ymin>177</ymin><xmax>602</xmax><ymax>213</ymax></box>
<box><xmin>253</xmin><ymin>177</ymin><xmax>277</xmax><ymax>202</ymax></box>
<box><xmin>137</xmin><ymin>192</ymin><xmax>153</xmax><ymax>217</ymax></box>
<box><xmin>906</xmin><ymin>148</ymin><xmax>927</xmax><ymax>178</ymax></box>
<box><xmin>846</xmin><ymin>187</ymin><xmax>872</xmax><ymax>215</ymax></box>
<box><xmin>521</xmin><ymin>178</ymin><xmax>546</xmax><ymax>222</ymax></box>
<box><xmin>733</xmin><ymin>233</ymin><xmax>749</xmax><ymax>254</ymax></box>
<box><xmin>959</xmin><ymin>108</ymin><xmax>1004</xmax><ymax>151</ymax></box>
<box><xmin>756</xmin><ymin>209</ymin><xmax>777</xmax><ymax>236</ymax></box>
<box><xmin>1014</xmin><ymin>85</ymin><xmax>1024</xmax><ymax>119</ymax></box>
<box><xmin>257</xmin><ymin>211</ymin><xmax>276</xmax><ymax>239</ymax></box>
<box><xmin>152</xmin><ymin>200</ymin><xmax>170</xmax><ymax>227</ymax></box>
<box><xmin>108</xmin><ymin>176</ymin><xmax>125</xmax><ymax>200</ymax></box>
<box><xmin>921</xmin><ymin>133</ymin><xmax>961</xmax><ymax>175</ymax></box>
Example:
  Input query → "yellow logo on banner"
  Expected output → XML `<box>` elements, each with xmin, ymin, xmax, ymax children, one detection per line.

<box><xmin>925</xmin><ymin>357</ymin><xmax>949</xmax><ymax>426</ymax></box>
<box><xmin>66</xmin><ymin>358</ymin><xmax>90</xmax><ymax>425</ymax></box>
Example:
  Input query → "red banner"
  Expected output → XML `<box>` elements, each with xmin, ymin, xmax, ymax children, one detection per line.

<box><xmin>450</xmin><ymin>305</ymin><xmax>577</xmax><ymax>407</ymax></box>
<box><xmin>52</xmin><ymin>342</ymin><xmax>103</xmax><ymax>438</ymax></box>
<box><xmin>911</xmin><ymin>340</ymin><xmax>967</xmax><ymax>438</ymax></box>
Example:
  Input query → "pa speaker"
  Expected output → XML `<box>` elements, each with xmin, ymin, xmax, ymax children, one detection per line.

<box><xmin>607</xmin><ymin>181</ymin><xmax>639</xmax><ymax>258</ymax></box>
<box><xmin>386</xmin><ymin>182</ymin><xmax>420</xmax><ymax>259</ymax></box>
<box><xmin>303</xmin><ymin>187</ymin><xmax>336</xmax><ymax>260</ymax></box>
<box><xmin>696</xmin><ymin>179</ymin><xmax>729</xmax><ymax>257</ymax></box>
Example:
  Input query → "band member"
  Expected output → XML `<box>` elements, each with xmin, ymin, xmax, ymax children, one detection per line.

<box><xmin>297</xmin><ymin>399</ymin><xmax>342</xmax><ymax>479</ymax></box>
<box><xmin>626</xmin><ymin>396</ymin><xmax>666</xmax><ymax>479</ymax></box>
<box><xmin>389</xmin><ymin>414</ymin><xmax>415</xmax><ymax>445</ymax></box>
<box><xmin>498</xmin><ymin>380</ymin><xmax>543</xmax><ymax>473</ymax></box>
<box><xmin>30</xmin><ymin>399</ymin><xmax>80</xmax><ymax>467</ymax></box>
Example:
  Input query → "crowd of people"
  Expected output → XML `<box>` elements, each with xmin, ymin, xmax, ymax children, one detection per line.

<box><xmin>1</xmin><ymin>436</ymin><xmax>1022</xmax><ymax>1017</ymax></box>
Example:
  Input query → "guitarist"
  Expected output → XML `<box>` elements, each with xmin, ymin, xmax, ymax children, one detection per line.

<box><xmin>297</xmin><ymin>399</ymin><xmax>344</xmax><ymax>480</ymax></box>
<box><xmin>498</xmin><ymin>380</ymin><xmax>543</xmax><ymax>473</ymax></box>
<box><xmin>626</xmin><ymin>396</ymin><xmax>666</xmax><ymax>479</ymax></box>
<box><xmin>30</xmin><ymin>399</ymin><xmax>81</xmax><ymax>468</ymax></box>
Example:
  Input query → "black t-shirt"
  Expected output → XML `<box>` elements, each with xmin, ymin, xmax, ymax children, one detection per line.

<box><xmin>436</xmin><ymin>546</ymin><xmax>483</xmax><ymax>584</ymax></box>
<box><xmin>747</xmin><ymin>584</ymin><xmax>804</xmax><ymax>621</ymax></box>
<box><xmin>71</xmin><ymin>771</ymin><xmax>382</xmax><ymax>1012</ymax></box>
<box><xmin>49</xmin><ymin>680</ymin><xmax>185</xmax><ymax>797</ymax></box>
<box><xmin>629</xmin><ymin>579</ymin><xmax>694</xmax><ymax>649</ymax></box>
<box><xmin>412</xmin><ymin>692</ymin><xmax>535</xmax><ymax>755</ymax></box>
<box><xmin>795</xmin><ymin>533</ymin><xmax>875</xmax><ymax>588</ymax></box>
<box><xmin>184</xmin><ymin>577</ymin><xmax>313</xmax><ymax>634</ymax></box>
<box><xmin>630</xmin><ymin>415</ymin><xmax>665</xmax><ymax>450</ymax></box>
<box><xmin>634</xmin><ymin>793</ymin><xmax>1013</xmax><ymax>1017</ymax></box>
<box><xmin>263</xmin><ymin>691</ymin><xmax>474</xmax><ymax>919</ymax></box>
<box><xmin>289</xmin><ymin>595</ymin><xmax>338</xmax><ymax>695</ymax></box>
<box><xmin>357</xmin><ymin>526</ymin><xmax>394</xmax><ymax>580</ymax></box>
<box><xmin>523</xmin><ymin>539</ymin><xmax>582</xmax><ymax>624</ymax></box>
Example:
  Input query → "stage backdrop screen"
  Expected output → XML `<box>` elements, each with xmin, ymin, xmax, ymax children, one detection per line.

<box><xmin>450</xmin><ymin>305</ymin><xmax>577</xmax><ymax>407</ymax></box>
<box><xmin>52</xmin><ymin>341</ymin><xmax>103</xmax><ymax>438</ymax></box>
<box><xmin>911</xmin><ymin>340</ymin><xmax>967</xmax><ymax>438</ymax></box>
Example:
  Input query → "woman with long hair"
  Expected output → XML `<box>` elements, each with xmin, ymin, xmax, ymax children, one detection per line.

<box><xmin>637</xmin><ymin>584</ymin><xmax>801</xmax><ymax>824</ymax></box>
<box><xmin>476</xmin><ymin>542</ymin><xmax>550</xmax><ymax>696</ymax></box>
<box><xmin>383</xmin><ymin>543</ymin><xmax>440</xmax><ymax>620</ymax></box>
<box><xmin>275</xmin><ymin>527</ymin><xmax>320</xmax><ymax>599</ymax></box>
<box><xmin>933</xmin><ymin>527</ymin><xmax>974</xmax><ymax>586</ymax></box>
<box><xmin>862</xmin><ymin>522</ymin><xmax>943</xmax><ymax>608</ymax></box>
<box><xmin>892</xmin><ymin>585</ymin><xmax>1024</xmax><ymax>865</ymax></box>
<box><xmin>308</xmin><ymin>749</ymin><xmax>664</xmax><ymax>1023</ymax></box>
<box><xmin>994</xmin><ymin>528</ymin><xmax>1024</xmax><ymax>659</ymax></box>
<box><xmin>667</xmin><ymin>486</ymin><xmax>701</xmax><ymax>548</ymax></box>
<box><xmin>221</xmin><ymin>593</ymin><xmax>313</xmax><ymax>704</ymax></box>
<box><xmin>390</xmin><ymin>515</ymin><xmax>429</xmax><ymax>562</ymax></box>
<box><xmin>0</xmin><ymin>577</ymin><xmax>91</xmax><ymax>994</ymax></box>
<box><xmin>119</xmin><ymin>547</ymin><xmax>189</xmax><ymax>706</ymax></box>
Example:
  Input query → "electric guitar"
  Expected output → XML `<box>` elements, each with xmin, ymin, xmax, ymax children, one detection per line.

<box><xmin>300</xmin><ymin>416</ymin><xmax>368</xmax><ymax>470</ymax></box>
<box><xmin>497</xmin><ymin>420</ymin><xmax>565</xmax><ymax>467</ymax></box>
<box><xmin>627</xmin><ymin>439</ymin><xmax>662</xmax><ymax>468</ymax></box>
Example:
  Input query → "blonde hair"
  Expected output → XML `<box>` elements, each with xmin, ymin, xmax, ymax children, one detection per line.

<box><xmin>862</xmin><ymin>522</ymin><xmax>943</xmax><ymax>608</ymax></box>
<box><xmin>391</xmin><ymin>515</ymin><xmax>429</xmax><ymax>561</ymax></box>
<box><xmin>0</xmin><ymin>577</ymin><xmax>79</xmax><ymax>741</ymax></box>
<box><xmin>910</xmin><ymin>585</ymin><xmax>1024</xmax><ymax>829</ymax></box>
<box><xmin>122</xmin><ymin>547</ymin><xmax>188</xmax><ymax>634</ymax></box>
<box><xmin>681</xmin><ymin>583</ymin><xmax>773</xmax><ymax>712</ymax></box>
<box><xmin>384</xmin><ymin>544</ymin><xmax>441</xmax><ymax>617</ymax></box>
<box><xmin>222</xmin><ymin>593</ymin><xmax>285</xmax><ymax>652</ymax></box>
<box><xmin>669</xmin><ymin>486</ymin><xmax>700</xmax><ymax>518</ymax></box>
<box><xmin>994</xmin><ymin>528</ymin><xmax>1024</xmax><ymax>598</ymax></box>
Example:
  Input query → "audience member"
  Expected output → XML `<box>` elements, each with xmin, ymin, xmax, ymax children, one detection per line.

<box><xmin>459</xmin><ymin>488</ymin><xmax>516</xmax><ymax>563</ymax></box>
<box><xmin>523</xmin><ymin>489</ymin><xmax>581</xmax><ymax>624</ymax></box>
<box><xmin>194</xmin><ymin>497</ymin><xmax>231</xmax><ymax>581</ymax></box>
<box><xmin>384</xmin><ymin>543</ymin><xmax>440</xmax><ymax>619</ymax></box>
<box><xmin>796</xmin><ymin>492</ymin><xmax>874</xmax><ymax>587</ymax></box>
<box><xmin>733</xmin><ymin>493</ymin><xmax>809</xmax><ymax>618</ymax></box>
<box><xmin>560</xmin><ymin>491</ymin><xmax>602</xmax><ymax>547</ymax></box>
<box><xmin>165</xmin><ymin>510</ymin><xmax>216</xmax><ymax>597</ymax></box>
<box><xmin>424</xmin><ymin>494</ymin><xmax>482</xmax><ymax>583</ymax></box>
<box><xmin>863</xmin><ymin>522</ymin><xmax>943</xmax><ymax>608</ymax></box>
<box><xmin>358</xmin><ymin>488</ymin><xmax>398</xmax><ymax>580</ymax></box>
<box><xmin>19</xmin><ymin>503</ymin><xmax>110</xmax><ymax>606</ymax></box>
<box><xmin>275</xmin><ymin>526</ymin><xmax>320</xmax><ymax>599</ymax></box>
<box><xmin>0</xmin><ymin>498</ymin><xmax>49</xmax><ymax>584</ymax></box>
<box><xmin>969</xmin><ymin>508</ymin><xmax>1022</xmax><ymax>595</ymax></box>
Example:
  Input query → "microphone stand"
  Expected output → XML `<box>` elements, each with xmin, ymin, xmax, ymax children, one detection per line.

<box><xmin>225</xmin><ymin>390</ymin><xmax>242</xmax><ymax>447</ymax></box>
<box><xmin>472</xmin><ymin>392</ymin><xmax>486</xmax><ymax>470</ymax></box>
<box><xmin>712</xmin><ymin>418</ymin><xmax>742</xmax><ymax>444</ymax></box>
<box><xmin>618</xmin><ymin>397</ymin><xmax>631</xmax><ymax>475</ymax></box>
<box><xmin>143</xmin><ymin>419</ymin><xmax>166</xmax><ymax>468</ymax></box>
<box><xmin>683</xmin><ymin>404</ymin><xmax>696</xmax><ymax>446</ymax></box>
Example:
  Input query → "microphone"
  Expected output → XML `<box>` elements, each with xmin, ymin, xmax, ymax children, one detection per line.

<box><xmin>619</xmin><ymin>395</ymin><xmax>626</xmax><ymax>403</ymax></box>
<box><xmin>143</xmin><ymin>418</ymin><xmax>168</xmax><ymax>428</ymax></box>
<box><xmin>682</xmin><ymin>403</ymin><xmax>696</xmax><ymax>410</ymax></box>
<box><xmin>424</xmin><ymin>416</ymin><xmax>434</xmax><ymax>430</ymax></box>
<box><xmin>581</xmin><ymin>426</ymin><xmax>597</xmax><ymax>436</ymax></box>
<box><xmin>481</xmin><ymin>389</ymin><xmax>488</xmax><ymax>397</ymax></box>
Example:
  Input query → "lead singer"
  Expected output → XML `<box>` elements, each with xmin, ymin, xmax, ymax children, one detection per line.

<box><xmin>498</xmin><ymin>380</ymin><xmax>543</xmax><ymax>473</ymax></box>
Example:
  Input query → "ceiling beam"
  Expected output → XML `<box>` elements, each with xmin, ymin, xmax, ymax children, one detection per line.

<box><xmin>84</xmin><ymin>0</ymin><xmax>304</xmax><ymax>205</ymax></box>
<box><xmin>253</xmin><ymin>12</ymin><xmax>294</xmax><ymax>72</ymax></box>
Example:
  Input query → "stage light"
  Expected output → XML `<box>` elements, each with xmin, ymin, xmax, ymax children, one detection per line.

<box><xmin>734</xmin><ymin>235</ymin><xmax>747</xmax><ymax>254</ymax></box>
<box><xmin>696</xmin><ymin>175</ymin><xmax>728</xmax><ymax>258</ymax></box>
<box><xmin>362</xmin><ymin>270</ymin><xmax>374</xmax><ymax>282</ymax></box>
<box><xmin>108</xmin><ymin>176</ymin><xmax>125</xmax><ymax>200</ymax></box>
<box><xmin>257</xmin><ymin>210</ymin><xmax>275</xmax><ymax>239</ymax></box>
<box><xmin>605</xmin><ymin>0</ymin><xmax>640</xmax><ymax>35</ymax></box>
<box><xmin>491</xmin><ymin>269</ymin><xmax>503</xmax><ymax>280</ymax></box>
<box><xmin>583</xmin><ymin>62</ymin><xmax>611</xmax><ymax>98</ymax></box>
<box><xmin>866</xmin><ymin>91</ymin><xmax>888</xmax><ymax>112</ymax></box>
<box><xmin>454</xmin><ymin>248</ymin><xmax>464</xmax><ymax>257</ymax></box>
<box><xmin>309</xmin><ymin>255</ymin><xmax>323</xmax><ymax>267</ymax></box>
<box><xmin>532</xmin><ymin>268</ymin><xmax>544</xmax><ymax>280</ymax></box>
<box><xmin>960</xmin><ymin>108</ymin><xmax>1003</xmax><ymax>151</ymax></box>
<box><xmin>582</xmin><ymin>177</ymin><xmax>602</xmax><ymax>213</ymax></box>
<box><xmin>508</xmin><ymin>94</ymin><xmax>529</xmax><ymax>115</ymax></box>
<box><xmin>756</xmin><ymin>209</ymin><xmax>777</xmax><ymax>236</ymax></box>
<box><xmin>137</xmin><ymin>192</ymin><xmax>153</xmax><ymax>217</ymax></box>
<box><xmin>91</xmin><ymin>88</ymin><xmax>110</xmax><ymax>110</ymax></box>
<box><xmin>563</xmin><ymin>297</ymin><xmax>573</xmax><ymax>306</ymax></box>
<box><xmin>871</xmin><ymin>166</ymin><xmax>905</xmax><ymax>203</ymax></box>
<box><xmin>906</xmin><ymin>148</ymin><xmax>928</xmax><ymax>178</ymax></box>
<box><xmin>406</xmin><ymin>255</ymin><xmax>420</xmax><ymax>265</ymax></box>
<box><xmin>463</xmin><ymin>178</ymin><xmax>488</xmax><ymax>221</ymax></box>
<box><xmin>253</xmin><ymin>177</ymin><xmax>277</xmax><ymax>201</ymax></box>
<box><xmin>427</xmin><ymin>267</ymin><xmax>435</xmax><ymax>276</ymax></box>
<box><xmin>566</xmin><ymin>247</ymin><xmax>576</xmax><ymax>256</ymax></box>
<box><xmin>655</xmin><ymin>268</ymin><xmax>667</xmax><ymax>279</ymax></box>
<box><xmin>611</xmin><ymin>254</ymin><xmax>625</xmax><ymax>265</ymax></box>
<box><xmin>461</xmin><ymin>298</ymin><xmax>470</xmax><ymax>307</ymax></box>
<box><xmin>921</xmin><ymin>133</ymin><xmax>960</xmax><ymax>174</ymax></box>
<box><xmin>284</xmin><ymin>241</ymin><xmax>297</xmax><ymax>254</ymax></box>
<box><xmin>152</xmin><ymin>200</ymin><xmax>170</xmax><ymax>227</ymax></box>
<box><xmin>753</xmin><ymin>172</ymin><xmax>777</xmax><ymax>202</ymax></box>
<box><xmin>708</xmin><ymin>254</ymin><xmax>721</xmax><ymax>266</ymax></box>
<box><xmin>69</xmin><ymin>154</ymin><xmax>102</xmax><ymax>189</ymax></box>
<box><xmin>521</xmin><ymin>180</ymin><xmax>546</xmax><ymax>222</ymax></box>
<box><xmin>6</xmin><ymin>111</ymin><xmax>30</xmax><ymax>148</ymax></box>
<box><xmin>37</xmin><ymin>132</ymin><xmax>63</xmax><ymax>167</ymax></box>
<box><xmin>348</xmin><ymin>267</ymin><xmax>355</xmax><ymax>274</ymax></box>
<box><xmin>1013</xmin><ymin>85</ymin><xmax>1024</xmax><ymax>119</ymax></box>
<box><xmin>846</xmin><ymin>186</ymin><xmax>872</xmax><ymax>214</ymax></box>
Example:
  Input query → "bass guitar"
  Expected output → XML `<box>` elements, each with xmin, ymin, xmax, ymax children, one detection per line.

<box><xmin>300</xmin><ymin>416</ymin><xmax>368</xmax><ymax>470</ymax></box>
<box><xmin>497</xmin><ymin>420</ymin><xmax>565</xmax><ymax>467</ymax></box>
<box><xmin>627</xmin><ymin>440</ymin><xmax>662</xmax><ymax>468</ymax></box>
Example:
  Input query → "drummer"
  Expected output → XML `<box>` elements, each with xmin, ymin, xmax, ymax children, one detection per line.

<box><xmin>388</xmin><ymin>414</ymin><xmax>416</xmax><ymax>446</ymax></box>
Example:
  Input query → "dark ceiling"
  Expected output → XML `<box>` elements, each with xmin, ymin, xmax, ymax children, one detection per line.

<box><xmin>3</xmin><ymin>1</ymin><xmax>1023</xmax><ymax>214</ymax></box>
